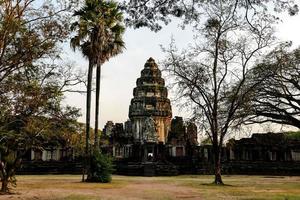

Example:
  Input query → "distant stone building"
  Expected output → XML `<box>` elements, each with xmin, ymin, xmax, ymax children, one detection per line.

<box><xmin>227</xmin><ymin>133</ymin><xmax>300</xmax><ymax>162</ymax></box>
<box><xmin>21</xmin><ymin>133</ymin><xmax>76</xmax><ymax>162</ymax></box>
<box><xmin>167</xmin><ymin>116</ymin><xmax>198</xmax><ymax>157</ymax></box>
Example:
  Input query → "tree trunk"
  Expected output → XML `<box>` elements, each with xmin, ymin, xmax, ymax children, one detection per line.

<box><xmin>83</xmin><ymin>61</ymin><xmax>93</xmax><ymax>181</ymax></box>
<box><xmin>213</xmin><ymin>145</ymin><xmax>224</xmax><ymax>185</ymax></box>
<box><xmin>86</xmin><ymin>62</ymin><xmax>93</xmax><ymax>155</ymax></box>
<box><xmin>94</xmin><ymin>63</ymin><xmax>101</xmax><ymax>151</ymax></box>
<box><xmin>81</xmin><ymin>167</ymin><xmax>85</xmax><ymax>182</ymax></box>
<box><xmin>1</xmin><ymin>178</ymin><xmax>8</xmax><ymax>193</ymax></box>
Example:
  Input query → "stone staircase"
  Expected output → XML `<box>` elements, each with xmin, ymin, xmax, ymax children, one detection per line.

<box><xmin>143</xmin><ymin>162</ymin><xmax>156</xmax><ymax>176</ymax></box>
<box><xmin>115</xmin><ymin>161</ymin><xmax>179</xmax><ymax>176</ymax></box>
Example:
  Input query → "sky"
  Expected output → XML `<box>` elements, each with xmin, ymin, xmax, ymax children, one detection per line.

<box><xmin>62</xmin><ymin>4</ymin><xmax>300</xmax><ymax>133</ymax></box>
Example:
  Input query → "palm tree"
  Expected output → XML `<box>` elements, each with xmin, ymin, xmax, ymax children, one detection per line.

<box><xmin>70</xmin><ymin>0</ymin><xmax>125</xmax><ymax>180</ymax></box>
<box><xmin>94</xmin><ymin>6</ymin><xmax>125</xmax><ymax>150</ymax></box>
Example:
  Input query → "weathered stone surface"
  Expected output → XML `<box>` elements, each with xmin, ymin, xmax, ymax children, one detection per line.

<box><xmin>103</xmin><ymin>121</ymin><xmax>114</xmax><ymax>136</ymax></box>
<box><xmin>167</xmin><ymin>117</ymin><xmax>198</xmax><ymax>146</ymax></box>
<box><xmin>129</xmin><ymin>58</ymin><xmax>172</xmax><ymax>143</ymax></box>
<box><xmin>142</xmin><ymin>117</ymin><xmax>159</xmax><ymax>143</ymax></box>
<box><xmin>228</xmin><ymin>133</ymin><xmax>300</xmax><ymax>162</ymax></box>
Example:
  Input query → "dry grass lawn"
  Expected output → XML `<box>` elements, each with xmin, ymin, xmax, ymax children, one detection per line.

<box><xmin>0</xmin><ymin>175</ymin><xmax>299</xmax><ymax>200</ymax></box>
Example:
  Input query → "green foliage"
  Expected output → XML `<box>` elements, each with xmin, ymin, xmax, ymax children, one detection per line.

<box><xmin>201</xmin><ymin>137</ymin><xmax>212</xmax><ymax>145</ymax></box>
<box><xmin>0</xmin><ymin>0</ymin><xmax>76</xmax><ymax>82</ymax></box>
<box><xmin>87</xmin><ymin>152</ymin><xmax>114</xmax><ymax>183</ymax></box>
<box><xmin>0</xmin><ymin>64</ymin><xmax>82</xmax><ymax>192</ymax></box>
<box><xmin>285</xmin><ymin>131</ymin><xmax>300</xmax><ymax>140</ymax></box>
<box><xmin>0</xmin><ymin>0</ymin><xmax>84</xmax><ymax>193</ymax></box>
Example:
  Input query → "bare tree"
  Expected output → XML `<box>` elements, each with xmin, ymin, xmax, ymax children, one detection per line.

<box><xmin>162</xmin><ymin>0</ymin><xmax>293</xmax><ymax>184</ymax></box>
<box><xmin>237</xmin><ymin>44</ymin><xmax>300</xmax><ymax>129</ymax></box>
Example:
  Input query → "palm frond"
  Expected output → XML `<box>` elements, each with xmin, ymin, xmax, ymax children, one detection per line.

<box><xmin>70</xmin><ymin>0</ymin><xmax>126</xmax><ymax>65</ymax></box>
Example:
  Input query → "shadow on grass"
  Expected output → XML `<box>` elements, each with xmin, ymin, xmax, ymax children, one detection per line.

<box><xmin>200</xmin><ymin>183</ymin><xmax>235</xmax><ymax>187</ymax></box>
<box><xmin>0</xmin><ymin>191</ymin><xmax>21</xmax><ymax>196</ymax></box>
<box><xmin>263</xmin><ymin>176</ymin><xmax>285</xmax><ymax>179</ymax></box>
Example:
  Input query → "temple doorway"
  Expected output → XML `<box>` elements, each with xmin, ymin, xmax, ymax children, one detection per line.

<box><xmin>144</xmin><ymin>144</ymin><xmax>155</xmax><ymax>162</ymax></box>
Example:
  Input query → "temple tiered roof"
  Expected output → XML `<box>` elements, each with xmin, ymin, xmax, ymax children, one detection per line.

<box><xmin>129</xmin><ymin>58</ymin><xmax>172</xmax><ymax>119</ymax></box>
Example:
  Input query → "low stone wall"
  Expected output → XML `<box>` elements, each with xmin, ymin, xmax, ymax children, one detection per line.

<box><xmin>17</xmin><ymin>160</ymin><xmax>300</xmax><ymax>176</ymax></box>
<box><xmin>17</xmin><ymin>161</ymin><xmax>82</xmax><ymax>175</ymax></box>
<box><xmin>166</xmin><ymin>157</ymin><xmax>300</xmax><ymax>176</ymax></box>
<box><xmin>223</xmin><ymin>161</ymin><xmax>300</xmax><ymax>176</ymax></box>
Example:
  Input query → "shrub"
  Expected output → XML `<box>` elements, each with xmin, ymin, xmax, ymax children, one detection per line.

<box><xmin>86</xmin><ymin>152</ymin><xmax>114</xmax><ymax>183</ymax></box>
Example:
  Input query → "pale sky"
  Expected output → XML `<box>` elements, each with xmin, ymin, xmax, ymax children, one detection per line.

<box><xmin>63</xmin><ymin>4</ymin><xmax>300</xmax><ymax>132</ymax></box>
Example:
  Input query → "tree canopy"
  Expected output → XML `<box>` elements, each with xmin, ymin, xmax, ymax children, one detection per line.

<box><xmin>122</xmin><ymin>0</ymin><xmax>298</xmax><ymax>31</ymax></box>
<box><xmin>0</xmin><ymin>63</ymin><xmax>83</xmax><ymax>192</ymax></box>
<box><xmin>0</xmin><ymin>0</ymin><xmax>78</xmax><ymax>83</ymax></box>
<box><xmin>0</xmin><ymin>0</ymin><xmax>84</xmax><ymax>192</ymax></box>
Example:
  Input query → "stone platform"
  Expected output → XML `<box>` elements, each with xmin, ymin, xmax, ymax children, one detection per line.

<box><xmin>115</xmin><ymin>161</ymin><xmax>179</xmax><ymax>176</ymax></box>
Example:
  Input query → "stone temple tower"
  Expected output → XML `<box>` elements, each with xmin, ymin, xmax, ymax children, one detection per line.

<box><xmin>129</xmin><ymin>58</ymin><xmax>172</xmax><ymax>144</ymax></box>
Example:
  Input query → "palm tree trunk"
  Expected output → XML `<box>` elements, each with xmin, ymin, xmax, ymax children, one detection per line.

<box><xmin>83</xmin><ymin>61</ymin><xmax>93</xmax><ymax>181</ymax></box>
<box><xmin>94</xmin><ymin>63</ymin><xmax>101</xmax><ymax>151</ymax></box>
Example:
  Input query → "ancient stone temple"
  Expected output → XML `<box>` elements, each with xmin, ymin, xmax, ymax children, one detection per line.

<box><xmin>100</xmin><ymin>58</ymin><xmax>199</xmax><ymax>175</ymax></box>
<box><xmin>129</xmin><ymin>57</ymin><xmax>172</xmax><ymax>144</ymax></box>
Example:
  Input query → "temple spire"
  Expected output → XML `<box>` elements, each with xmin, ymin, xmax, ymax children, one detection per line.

<box><xmin>129</xmin><ymin>58</ymin><xmax>172</xmax><ymax>143</ymax></box>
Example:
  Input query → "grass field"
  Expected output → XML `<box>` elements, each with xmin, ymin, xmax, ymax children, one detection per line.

<box><xmin>0</xmin><ymin>175</ymin><xmax>300</xmax><ymax>200</ymax></box>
